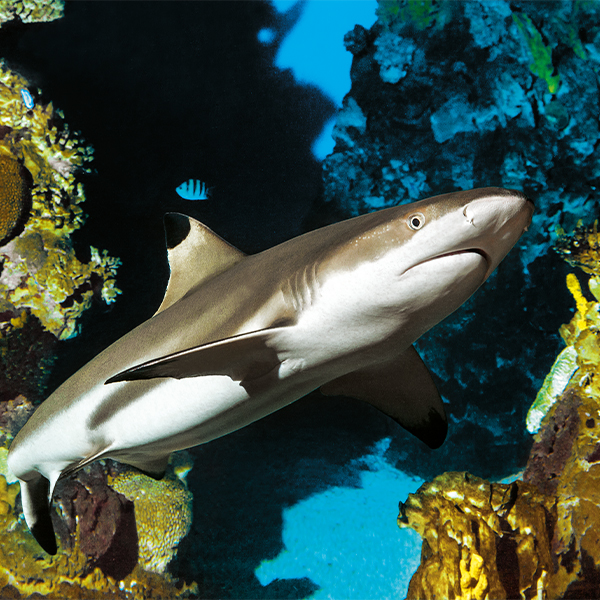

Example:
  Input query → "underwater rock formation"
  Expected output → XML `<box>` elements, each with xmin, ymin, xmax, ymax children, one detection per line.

<box><xmin>316</xmin><ymin>0</ymin><xmax>600</xmax><ymax>478</ymax></box>
<box><xmin>522</xmin><ymin>222</ymin><xmax>600</xmax><ymax>597</ymax></box>
<box><xmin>398</xmin><ymin>472</ymin><xmax>553</xmax><ymax>600</ymax></box>
<box><xmin>0</xmin><ymin>465</ymin><xmax>198</xmax><ymax>599</ymax></box>
<box><xmin>0</xmin><ymin>60</ymin><xmax>121</xmax><ymax>342</ymax></box>
<box><xmin>0</xmin><ymin>0</ymin><xmax>64</xmax><ymax>27</ymax></box>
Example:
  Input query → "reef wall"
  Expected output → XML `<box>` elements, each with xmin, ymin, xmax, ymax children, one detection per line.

<box><xmin>317</xmin><ymin>0</ymin><xmax>600</xmax><ymax>478</ymax></box>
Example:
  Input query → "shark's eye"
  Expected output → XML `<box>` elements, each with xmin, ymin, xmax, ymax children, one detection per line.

<box><xmin>407</xmin><ymin>213</ymin><xmax>425</xmax><ymax>231</ymax></box>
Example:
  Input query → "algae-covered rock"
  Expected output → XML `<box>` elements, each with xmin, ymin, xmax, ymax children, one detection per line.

<box><xmin>398</xmin><ymin>472</ymin><xmax>553</xmax><ymax>599</ymax></box>
<box><xmin>0</xmin><ymin>466</ymin><xmax>198</xmax><ymax>599</ymax></box>
<box><xmin>523</xmin><ymin>389</ymin><xmax>600</xmax><ymax>598</ymax></box>
<box><xmin>0</xmin><ymin>60</ymin><xmax>121</xmax><ymax>342</ymax></box>
<box><xmin>0</xmin><ymin>59</ymin><xmax>121</xmax><ymax>403</ymax></box>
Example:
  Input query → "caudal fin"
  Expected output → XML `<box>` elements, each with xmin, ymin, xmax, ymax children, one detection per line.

<box><xmin>19</xmin><ymin>475</ymin><xmax>57</xmax><ymax>555</ymax></box>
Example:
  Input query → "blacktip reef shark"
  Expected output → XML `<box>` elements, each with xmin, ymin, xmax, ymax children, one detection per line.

<box><xmin>8</xmin><ymin>187</ymin><xmax>533</xmax><ymax>555</ymax></box>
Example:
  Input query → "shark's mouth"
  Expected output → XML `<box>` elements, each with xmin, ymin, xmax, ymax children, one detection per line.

<box><xmin>407</xmin><ymin>248</ymin><xmax>490</xmax><ymax>274</ymax></box>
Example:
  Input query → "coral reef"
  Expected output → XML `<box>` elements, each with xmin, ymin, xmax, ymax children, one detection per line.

<box><xmin>398</xmin><ymin>472</ymin><xmax>553</xmax><ymax>600</ymax></box>
<box><xmin>108</xmin><ymin>466</ymin><xmax>194</xmax><ymax>574</ymax></box>
<box><xmin>0</xmin><ymin>468</ymin><xmax>198</xmax><ymax>599</ymax></box>
<box><xmin>0</xmin><ymin>59</ymin><xmax>121</xmax><ymax>343</ymax></box>
<box><xmin>0</xmin><ymin>0</ymin><xmax>64</xmax><ymax>27</ymax></box>
<box><xmin>522</xmin><ymin>222</ymin><xmax>600</xmax><ymax>596</ymax></box>
<box><xmin>0</xmin><ymin>34</ymin><xmax>201</xmax><ymax>597</ymax></box>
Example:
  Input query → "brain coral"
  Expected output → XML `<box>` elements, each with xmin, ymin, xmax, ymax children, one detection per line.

<box><xmin>0</xmin><ymin>156</ymin><xmax>31</xmax><ymax>246</ymax></box>
<box><xmin>108</xmin><ymin>469</ymin><xmax>193</xmax><ymax>574</ymax></box>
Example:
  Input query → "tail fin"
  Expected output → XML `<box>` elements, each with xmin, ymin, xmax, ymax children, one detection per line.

<box><xmin>19</xmin><ymin>475</ymin><xmax>57</xmax><ymax>555</ymax></box>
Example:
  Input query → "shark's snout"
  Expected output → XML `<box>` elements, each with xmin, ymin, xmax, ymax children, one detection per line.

<box><xmin>463</xmin><ymin>191</ymin><xmax>534</xmax><ymax>232</ymax></box>
<box><xmin>461</xmin><ymin>190</ymin><xmax>533</xmax><ymax>279</ymax></box>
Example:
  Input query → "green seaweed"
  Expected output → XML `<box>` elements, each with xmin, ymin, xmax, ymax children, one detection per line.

<box><xmin>512</xmin><ymin>12</ymin><xmax>560</xmax><ymax>94</ymax></box>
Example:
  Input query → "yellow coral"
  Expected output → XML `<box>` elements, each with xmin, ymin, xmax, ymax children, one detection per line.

<box><xmin>517</xmin><ymin>222</ymin><xmax>600</xmax><ymax>596</ymax></box>
<box><xmin>398</xmin><ymin>472</ymin><xmax>553</xmax><ymax>600</ymax></box>
<box><xmin>0</xmin><ymin>155</ymin><xmax>31</xmax><ymax>246</ymax></box>
<box><xmin>108</xmin><ymin>470</ymin><xmax>193</xmax><ymax>574</ymax></box>
<box><xmin>0</xmin><ymin>60</ymin><xmax>121</xmax><ymax>340</ymax></box>
<box><xmin>557</xmin><ymin>268</ymin><xmax>600</xmax><ymax>382</ymax></box>
<box><xmin>566</xmin><ymin>273</ymin><xmax>589</xmax><ymax>332</ymax></box>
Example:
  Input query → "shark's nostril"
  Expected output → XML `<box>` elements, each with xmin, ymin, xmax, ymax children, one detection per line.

<box><xmin>463</xmin><ymin>206</ymin><xmax>474</xmax><ymax>226</ymax></box>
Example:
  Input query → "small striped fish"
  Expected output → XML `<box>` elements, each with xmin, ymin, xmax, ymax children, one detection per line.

<box><xmin>176</xmin><ymin>179</ymin><xmax>211</xmax><ymax>200</ymax></box>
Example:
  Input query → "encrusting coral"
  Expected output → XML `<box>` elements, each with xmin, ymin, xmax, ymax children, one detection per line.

<box><xmin>0</xmin><ymin>468</ymin><xmax>198</xmax><ymax>599</ymax></box>
<box><xmin>0</xmin><ymin>59</ymin><xmax>121</xmax><ymax>343</ymax></box>
<box><xmin>398</xmin><ymin>472</ymin><xmax>553</xmax><ymax>600</ymax></box>
<box><xmin>522</xmin><ymin>221</ymin><xmax>600</xmax><ymax>597</ymax></box>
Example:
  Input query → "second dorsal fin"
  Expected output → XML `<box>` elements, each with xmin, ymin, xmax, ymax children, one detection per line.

<box><xmin>155</xmin><ymin>213</ymin><xmax>246</xmax><ymax>315</ymax></box>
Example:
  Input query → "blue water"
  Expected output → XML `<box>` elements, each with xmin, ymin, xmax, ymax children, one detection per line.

<box><xmin>255</xmin><ymin>438</ymin><xmax>423</xmax><ymax>599</ymax></box>
<box><xmin>265</xmin><ymin>0</ymin><xmax>377</xmax><ymax>159</ymax></box>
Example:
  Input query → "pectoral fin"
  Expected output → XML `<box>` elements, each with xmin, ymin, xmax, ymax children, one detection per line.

<box><xmin>320</xmin><ymin>346</ymin><xmax>447</xmax><ymax>449</ymax></box>
<box><xmin>106</xmin><ymin>327</ymin><xmax>291</xmax><ymax>384</ymax></box>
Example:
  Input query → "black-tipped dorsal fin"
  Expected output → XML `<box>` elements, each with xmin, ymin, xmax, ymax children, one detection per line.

<box><xmin>155</xmin><ymin>213</ymin><xmax>246</xmax><ymax>315</ymax></box>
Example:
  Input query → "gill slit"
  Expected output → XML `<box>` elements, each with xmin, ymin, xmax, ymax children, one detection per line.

<box><xmin>284</xmin><ymin>263</ymin><xmax>320</xmax><ymax>313</ymax></box>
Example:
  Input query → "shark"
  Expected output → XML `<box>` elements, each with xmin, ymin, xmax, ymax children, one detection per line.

<box><xmin>8</xmin><ymin>187</ymin><xmax>533</xmax><ymax>555</ymax></box>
